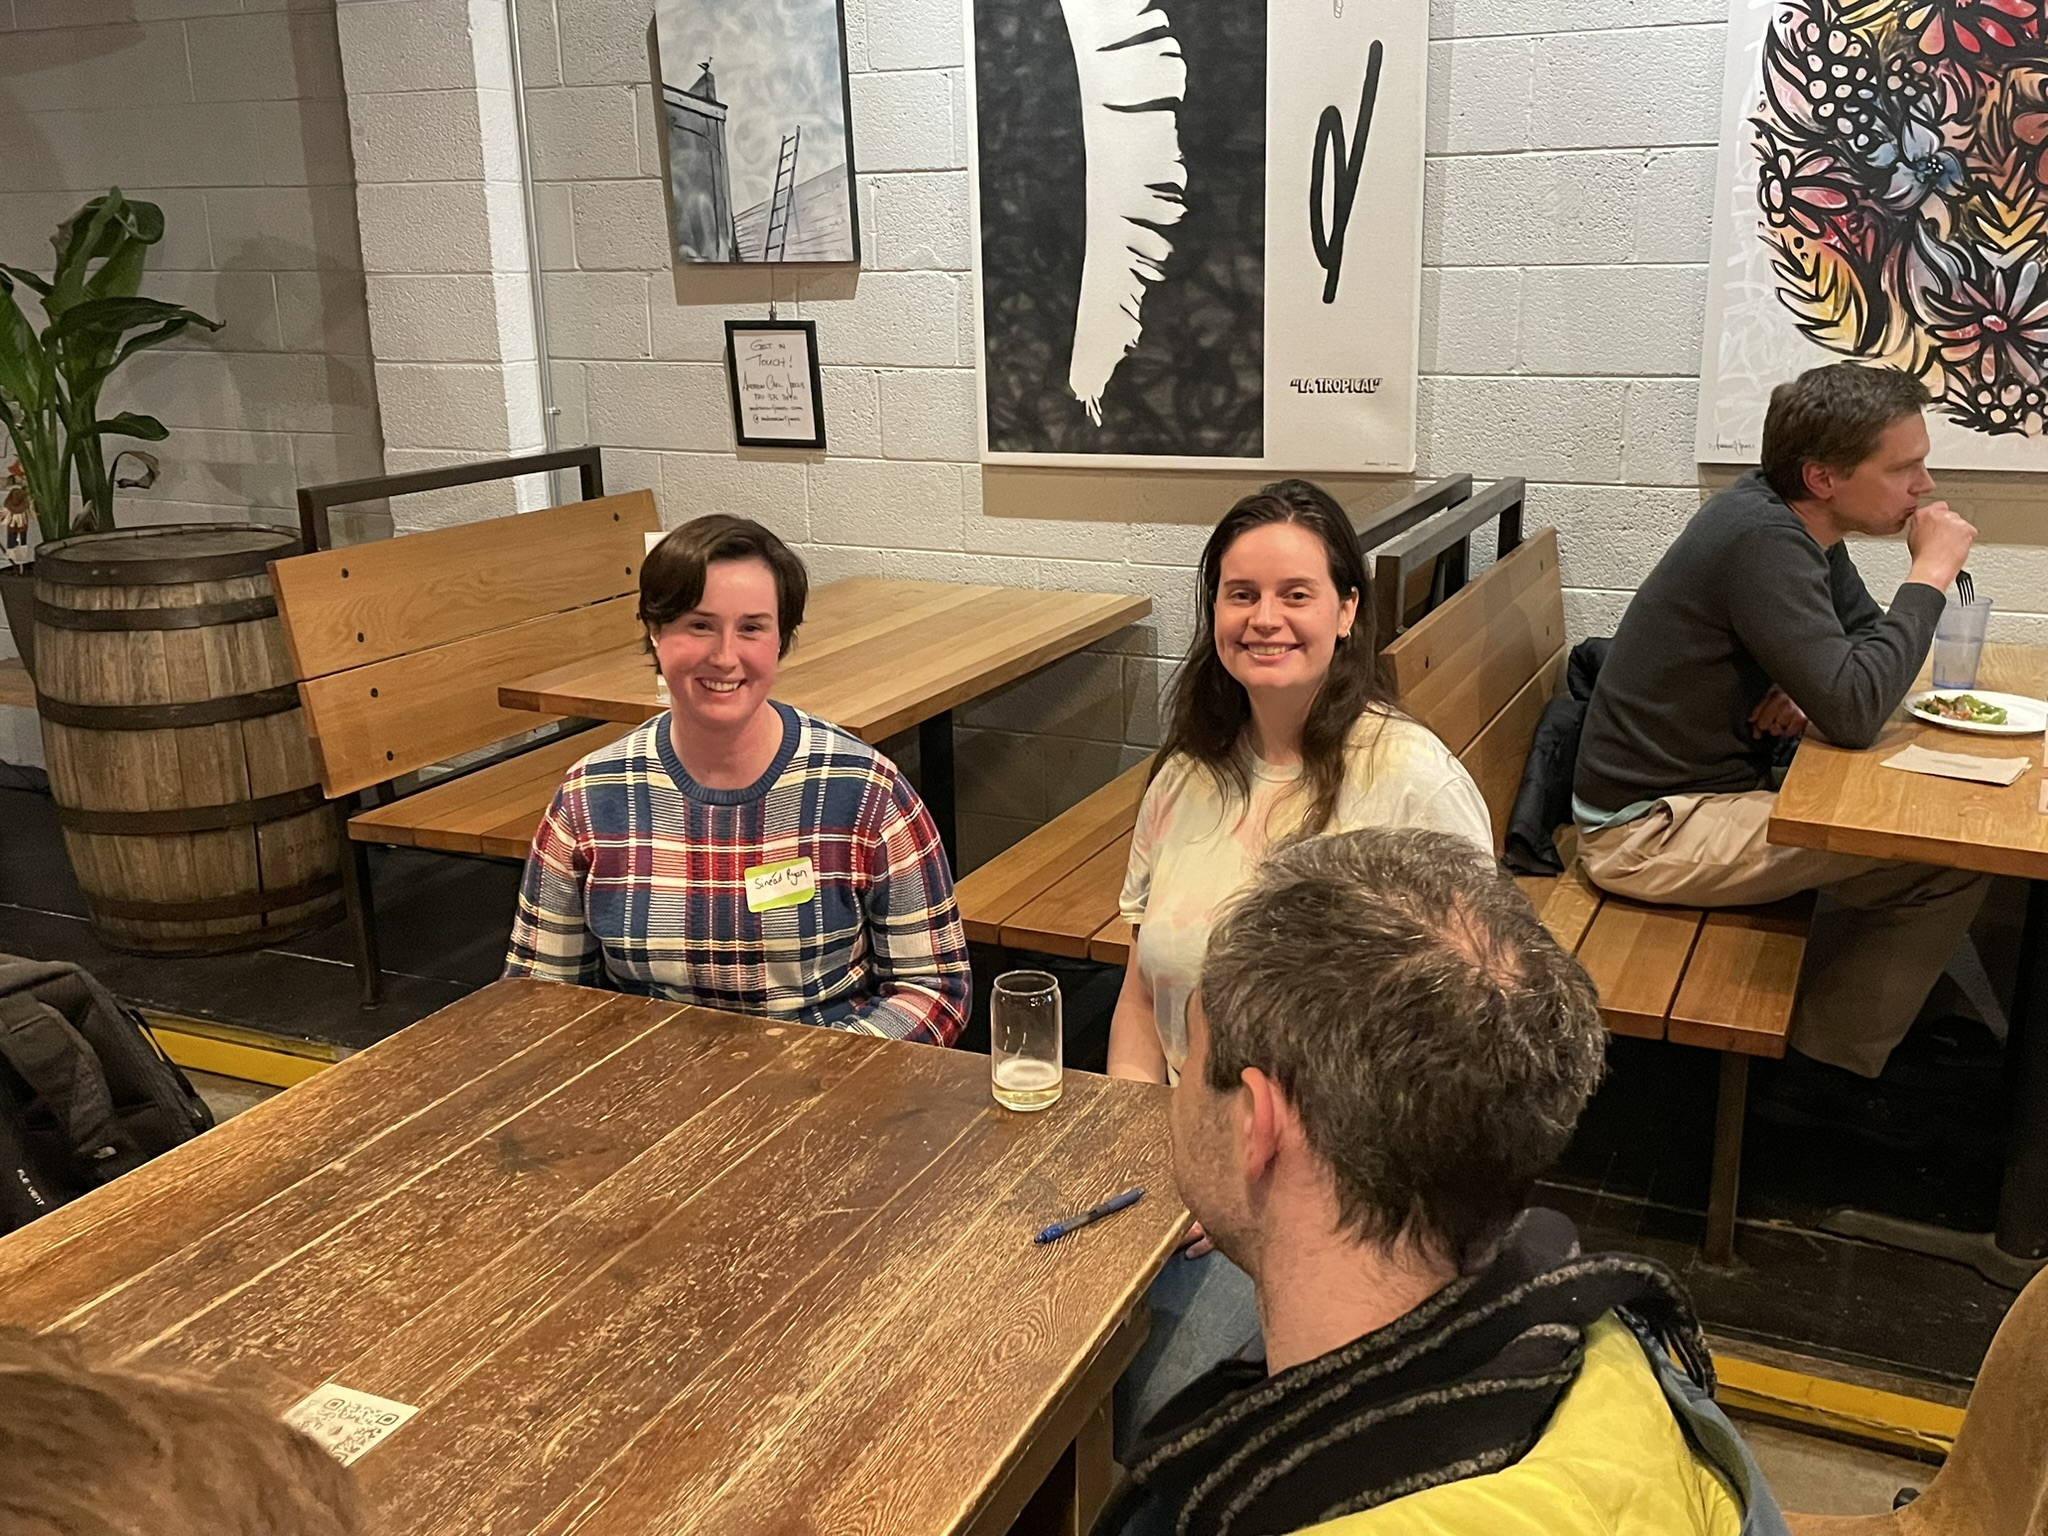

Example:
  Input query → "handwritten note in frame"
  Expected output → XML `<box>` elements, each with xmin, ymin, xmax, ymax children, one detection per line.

<box><xmin>724</xmin><ymin>320</ymin><xmax>827</xmax><ymax>450</ymax></box>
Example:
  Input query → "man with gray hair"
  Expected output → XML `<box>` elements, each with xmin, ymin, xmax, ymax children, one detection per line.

<box><xmin>1095</xmin><ymin>829</ymin><xmax>1788</xmax><ymax>1536</ymax></box>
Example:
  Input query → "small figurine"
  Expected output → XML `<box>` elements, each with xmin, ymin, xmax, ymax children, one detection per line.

<box><xmin>2</xmin><ymin>458</ymin><xmax>28</xmax><ymax>563</ymax></box>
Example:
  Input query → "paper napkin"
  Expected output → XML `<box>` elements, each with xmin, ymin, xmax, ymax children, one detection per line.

<box><xmin>1882</xmin><ymin>744</ymin><xmax>2031</xmax><ymax>786</ymax></box>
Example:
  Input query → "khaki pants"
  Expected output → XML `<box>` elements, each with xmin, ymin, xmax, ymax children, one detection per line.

<box><xmin>1578</xmin><ymin>791</ymin><xmax>1990</xmax><ymax>1079</ymax></box>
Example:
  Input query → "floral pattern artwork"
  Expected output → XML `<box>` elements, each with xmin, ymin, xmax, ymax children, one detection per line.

<box><xmin>1750</xmin><ymin>0</ymin><xmax>2048</xmax><ymax>438</ymax></box>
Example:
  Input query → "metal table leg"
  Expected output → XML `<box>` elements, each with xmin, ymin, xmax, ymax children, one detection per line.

<box><xmin>1821</xmin><ymin>876</ymin><xmax>2048</xmax><ymax>1289</ymax></box>
<box><xmin>919</xmin><ymin>708</ymin><xmax>957</xmax><ymax>867</ymax></box>
<box><xmin>1703</xmin><ymin>1053</ymin><xmax>1750</xmax><ymax>1268</ymax></box>
<box><xmin>1995</xmin><ymin>877</ymin><xmax>2048</xmax><ymax>1256</ymax></box>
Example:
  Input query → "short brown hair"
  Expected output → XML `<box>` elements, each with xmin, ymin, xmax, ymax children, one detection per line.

<box><xmin>1760</xmin><ymin>363</ymin><xmax>1931</xmax><ymax>503</ymax></box>
<box><xmin>0</xmin><ymin>1328</ymin><xmax>363</xmax><ymax>1536</ymax></box>
<box><xmin>639</xmin><ymin>515</ymin><xmax>808</xmax><ymax>657</ymax></box>
<box><xmin>1200</xmin><ymin>829</ymin><xmax>1606</xmax><ymax>1269</ymax></box>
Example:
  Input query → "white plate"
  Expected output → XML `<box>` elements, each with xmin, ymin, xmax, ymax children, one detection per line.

<box><xmin>1907</xmin><ymin>689</ymin><xmax>2048</xmax><ymax>736</ymax></box>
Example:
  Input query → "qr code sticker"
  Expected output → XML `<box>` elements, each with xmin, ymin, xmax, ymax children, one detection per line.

<box><xmin>283</xmin><ymin>1383</ymin><xmax>419</xmax><ymax>1466</ymax></box>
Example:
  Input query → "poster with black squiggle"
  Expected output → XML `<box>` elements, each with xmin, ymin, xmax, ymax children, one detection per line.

<box><xmin>1700</xmin><ymin>0</ymin><xmax>2048</xmax><ymax>468</ymax></box>
<box><xmin>967</xmin><ymin>0</ymin><xmax>1426</xmax><ymax>470</ymax></box>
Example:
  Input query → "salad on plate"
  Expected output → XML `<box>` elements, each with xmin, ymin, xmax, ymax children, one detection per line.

<box><xmin>1915</xmin><ymin>693</ymin><xmax>2010</xmax><ymax>726</ymax></box>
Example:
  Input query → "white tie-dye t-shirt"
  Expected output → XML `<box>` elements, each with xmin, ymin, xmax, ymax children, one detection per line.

<box><xmin>1119</xmin><ymin>711</ymin><xmax>1494</xmax><ymax>1077</ymax></box>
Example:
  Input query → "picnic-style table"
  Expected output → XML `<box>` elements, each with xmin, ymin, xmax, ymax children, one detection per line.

<box><xmin>1769</xmin><ymin>642</ymin><xmax>2048</xmax><ymax>1284</ymax></box>
<box><xmin>499</xmin><ymin>577</ymin><xmax>1151</xmax><ymax>859</ymax></box>
<box><xmin>0</xmin><ymin>980</ymin><xmax>1185</xmax><ymax>1536</ymax></box>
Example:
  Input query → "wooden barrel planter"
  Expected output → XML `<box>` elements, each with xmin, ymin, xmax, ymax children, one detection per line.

<box><xmin>33</xmin><ymin>524</ymin><xmax>343</xmax><ymax>955</ymax></box>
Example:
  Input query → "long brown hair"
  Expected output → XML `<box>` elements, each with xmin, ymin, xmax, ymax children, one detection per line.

<box><xmin>1155</xmin><ymin>479</ymin><xmax>1389</xmax><ymax>836</ymax></box>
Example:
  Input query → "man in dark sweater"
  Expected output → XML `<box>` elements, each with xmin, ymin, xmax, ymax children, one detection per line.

<box><xmin>1574</xmin><ymin>364</ymin><xmax>1988</xmax><ymax>1124</ymax></box>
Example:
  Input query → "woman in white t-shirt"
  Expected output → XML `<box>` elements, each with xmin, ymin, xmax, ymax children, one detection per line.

<box><xmin>1110</xmin><ymin>478</ymin><xmax>1494</xmax><ymax>1455</ymax></box>
<box><xmin>1111</xmin><ymin>481</ymin><xmax>1493</xmax><ymax>1085</ymax></box>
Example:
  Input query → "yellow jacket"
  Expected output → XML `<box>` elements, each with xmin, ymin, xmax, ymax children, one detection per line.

<box><xmin>1303</xmin><ymin>1316</ymin><xmax>1745</xmax><ymax>1536</ymax></box>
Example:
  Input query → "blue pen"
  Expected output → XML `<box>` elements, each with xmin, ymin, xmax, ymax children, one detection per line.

<box><xmin>1034</xmin><ymin>1186</ymin><xmax>1145</xmax><ymax>1244</ymax></box>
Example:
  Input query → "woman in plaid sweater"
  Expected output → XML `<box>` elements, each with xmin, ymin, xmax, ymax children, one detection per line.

<box><xmin>504</xmin><ymin>516</ymin><xmax>970</xmax><ymax>1046</ymax></box>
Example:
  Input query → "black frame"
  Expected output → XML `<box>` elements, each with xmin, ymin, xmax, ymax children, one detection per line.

<box><xmin>723</xmin><ymin>319</ymin><xmax>827</xmax><ymax>449</ymax></box>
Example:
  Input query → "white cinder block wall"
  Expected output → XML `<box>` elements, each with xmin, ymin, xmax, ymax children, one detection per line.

<box><xmin>0</xmin><ymin>0</ymin><xmax>383</xmax><ymax>637</ymax></box>
<box><xmin>13</xmin><ymin>0</ymin><xmax>2038</xmax><ymax>854</ymax></box>
<box><xmin>334</xmin><ymin>0</ymin><xmax>553</xmax><ymax>529</ymax></box>
<box><xmin>519</xmin><ymin>0</ymin><xmax>1849</xmax><ymax>870</ymax></box>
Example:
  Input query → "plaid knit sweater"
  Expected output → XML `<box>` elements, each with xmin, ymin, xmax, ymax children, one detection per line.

<box><xmin>505</xmin><ymin>704</ymin><xmax>970</xmax><ymax>1045</ymax></box>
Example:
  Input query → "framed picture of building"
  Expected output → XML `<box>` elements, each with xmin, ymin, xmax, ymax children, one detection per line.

<box><xmin>652</xmin><ymin>0</ymin><xmax>861</xmax><ymax>265</ymax></box>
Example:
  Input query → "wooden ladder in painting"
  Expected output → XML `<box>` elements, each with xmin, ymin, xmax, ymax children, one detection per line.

<box><xmin>764</xmin><ymin>127</ymin><xmax>801</xmax><ymax>260</ymax></box>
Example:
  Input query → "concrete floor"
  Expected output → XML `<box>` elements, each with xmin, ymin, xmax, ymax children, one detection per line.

<box><xmin>186</xmin><ymin>1069</ymin><xmax>283</xmax><ymax>1123</ymax></box>
<box><xmin>1744</xmin><ymin>1420</ymin><xmax>1932</xmax><ymax>1517</ymax></box>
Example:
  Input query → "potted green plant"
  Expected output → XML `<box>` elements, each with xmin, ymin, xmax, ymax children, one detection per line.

<box><xmin>0</xmin><ymin>188</ymin><xmax>220</xmax><ymax>677</ymax></box>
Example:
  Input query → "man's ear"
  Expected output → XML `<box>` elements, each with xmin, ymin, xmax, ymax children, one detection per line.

<box><xmin>1801</xmin><ymin>458</ymin><xmax>1835</xmax><ymax>502</ymax></box>
<box><xmin>1240</xmin><ymin>1066</ymin><xmax>1286</xmax><ymax>1182</ymax></box>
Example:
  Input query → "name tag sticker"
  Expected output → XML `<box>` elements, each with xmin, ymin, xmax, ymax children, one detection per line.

<box><xmin>283</xmin><ymin>1383</ymin><xmax>418</xmax><ymax>1466</ymax></box>
<box><xmin>745</xmin><ymin>857</ymin><xmax>817</xmax><ymax>912</ymax></box>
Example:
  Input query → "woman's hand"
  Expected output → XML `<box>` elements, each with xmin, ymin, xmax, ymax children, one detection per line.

<box><xmin>1182</xmin><ymin>1220</ymin><xmax>1215</xmax><ymax>1258</ymax></box>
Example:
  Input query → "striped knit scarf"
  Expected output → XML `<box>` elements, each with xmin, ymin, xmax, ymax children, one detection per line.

<box><xmin>1095</xmin><ymin>1208</ymin><xmax>1713</xmax><ymax>1536</ymax></box>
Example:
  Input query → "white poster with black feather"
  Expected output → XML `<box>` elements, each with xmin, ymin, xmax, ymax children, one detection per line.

<box><xmin>967</xmin><ymin>0</ymin><xmax>1426</xmax><ymax>471</ymax></box>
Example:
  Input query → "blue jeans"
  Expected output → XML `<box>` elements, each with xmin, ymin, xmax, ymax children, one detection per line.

<box><xmin>1114</xmin><ymin>1247</ymin><xmax>1263</xmax><ymax>1462</ymax></box>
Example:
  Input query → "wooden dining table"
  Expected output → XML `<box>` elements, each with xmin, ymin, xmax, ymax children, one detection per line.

<box><xmin>498</xmin><ymin>578</ymin><xmax>1152</xmax><ymax>860</ymax></box>
<box><xmin>1768</xmin><ymin>642</ymin><xmax>2048</xmax><ymax>1283</ymax></box>
<box><xmin>0</xmin><ymin>980</ymin><xmax>1185</xmax><ymax>1536</ymax></box>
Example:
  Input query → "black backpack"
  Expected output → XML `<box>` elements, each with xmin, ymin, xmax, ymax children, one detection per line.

<box><xmin>0</xmin><ymin>956</ymin><xmax>214</xmax><ymax>1234</ymax></box>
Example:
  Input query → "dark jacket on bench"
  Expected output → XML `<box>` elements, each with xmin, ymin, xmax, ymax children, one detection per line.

<box><xmin>1574</xmin><ymin>470</ymin><xmax>1945</xmax><ymax>815</ymax></box>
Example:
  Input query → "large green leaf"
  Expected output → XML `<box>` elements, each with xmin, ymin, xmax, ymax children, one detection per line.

<box><xmin>97</xmin><ymin>411</ymin><xmax>168</xmax><ymax>442</ymax></box>
<box><xmin>0</xmin><ymin>286</ymin><xmax>53</xmax><ymax>414</ymax></box>
<box><xmin>5</xmin><ymin>190</ymin><xmax>198</xmax><ymax>540</ymax></box>
<box><xmin>47</xmin><ymin>195</ymin><xmax>126</xmax><ymax>320</ymax></box>
<box><xmin>87</xmin><ymin>236</ymin><xmax>147</xmax><ymax>303</ymax></box>
<box><xmin>48</xmin><ymin>295</ymin><xmax>209</xmax><ymax>346</ymax></box>
<box><xmin>0</xmin><ymin>264</ymin><xmax>52</xmax><ymax>299</ymax></box>
<box><xmin>125</xmin><ymin>198</ymin><xmax>164</xmax><ymax>246</ymax></box>
<box><xmin>111</xmin><ymin>315</ymin><xmax>209</xmax><ymax>369</ymax></box>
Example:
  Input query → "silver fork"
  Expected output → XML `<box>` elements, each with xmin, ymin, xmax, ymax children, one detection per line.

<box><xmin>1956</xmin><ymin>569</ymin><xmax>1976</xmax><ymax>605</ymax></box>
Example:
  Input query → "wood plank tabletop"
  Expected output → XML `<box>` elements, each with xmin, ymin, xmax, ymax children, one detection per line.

<box><xmin>497</xmin><ymin>578</ymin><xmax>1151</xmax><ymax>743</ymax></box>
<box><xmin>1770</xmin><ymin>644</ymin><xmax>2048</xmax><ymax>880</ymax></box>
<box><xmin>0</xmin><ymin>980</ymin><xmax>1186</xmax><ymax>1536</ymax></box>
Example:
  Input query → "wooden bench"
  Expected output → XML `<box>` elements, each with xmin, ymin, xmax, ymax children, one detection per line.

<box><xmin>1388</xmin><ymin>528</ymin><xmax>1812</xmax><ymax>1265</ymax></box>
<box><xmin>960</xmin><ymin>522</ymin><xmax>1809</xmax><ymax>1266</ymax></box>
<box><xmin>269</xmin><ymin>489</ymin><xmax>662</xmax><ymax>1007</ymax></box>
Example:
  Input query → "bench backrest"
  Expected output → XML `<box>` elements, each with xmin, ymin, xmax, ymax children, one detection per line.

<box><xmin>1353</xmin><ymin>473</ymin><xmax>1473</xmax><ymax>552</ymax></box>
<box><xmin>1382</xmin><ymin>525</ymin><xmax>1564</xmax><ymax>852</ymax></box>
<box><xmin>270</xmin><ymin>490</ymin><xmax>661</xmax><ymax>799</ymax></box>
<box><xmin>1373</xmin><ymin>477</ymin><xmax>1529</xmax><ymax>648</ymax></box>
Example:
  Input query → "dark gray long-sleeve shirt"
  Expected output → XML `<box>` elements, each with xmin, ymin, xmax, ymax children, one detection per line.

<box><xmin>1574</xmin><ymin>470</ymin><xmax>1946</xmax><ymax>814</ymax></box>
